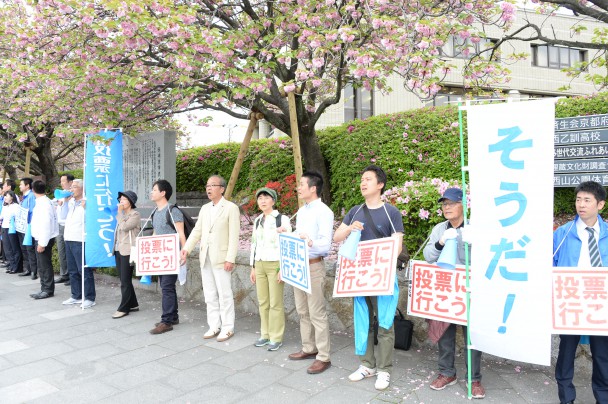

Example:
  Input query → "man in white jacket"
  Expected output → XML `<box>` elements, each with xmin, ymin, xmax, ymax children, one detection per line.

<box><xmin>29</xmin><ymin>180</ymin><xmax>59</xmax><ymax>300</ymax></box>
<box><xmin>181</xmin><ymin>175</ymin><xmax>240</xmax><ymax>342</ymax></box>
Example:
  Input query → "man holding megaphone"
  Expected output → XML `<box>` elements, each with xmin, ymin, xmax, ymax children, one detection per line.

<box><xmin>423</xmin><ymin>187</ymin><xmax>485</xmax><ymax>399</ymax></box>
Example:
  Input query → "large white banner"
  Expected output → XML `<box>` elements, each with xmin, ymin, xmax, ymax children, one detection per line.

<box><xmin>467</xmin><ymin>100</ymin><xmax>554</xmax><ymax>366</ymax></box>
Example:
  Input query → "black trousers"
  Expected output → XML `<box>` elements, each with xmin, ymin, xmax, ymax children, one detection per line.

<box><xmin>115</xmin><ymin>252</ymin><xmax>138</xmax><ymax>313</ymax></box>
<box><xmin>33</xmin><ymin>238</ymin><xmax>55</xmax><ymax>294</ymax></box>
<box><xmin>17</xmin><ymin>232</ymin><xmax>37</xmax><ymax>275</ymax></box>
<box><xmin>2</xmin><ymin>228</ymin><xmax>22</xmax><ymax>273</ymax></box>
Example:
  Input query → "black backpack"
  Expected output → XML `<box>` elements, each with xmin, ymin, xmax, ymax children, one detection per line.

<box><xmin>151</xmin><ymin>204</ymin><xmax>196</xmax><ymax>238</ymax></box>
<box><xmin>254</xmin><ymin>213</ymin><xmax>282</xmax><ymax>230</ymax></box>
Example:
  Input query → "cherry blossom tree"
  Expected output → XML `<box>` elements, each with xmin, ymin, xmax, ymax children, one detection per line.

<box><xmin>7</xmin><ymin>0</ymin><xmax>519</xmax><ymax>200</ymax></box>
<box><xmin>0</xmin><ymin>0</ymin><xmax>187</xmax><ymax>187</ymax></box>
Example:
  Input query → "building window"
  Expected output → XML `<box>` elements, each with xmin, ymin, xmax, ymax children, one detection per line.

<box><xmin>344</xmin><ymin>84</ymin><xmax>373</xmax><ymax>122</ymax></box>
<box><xmin>441</xmin><ymin>36</ymin><xmax>497</xmax><ymax>60</ymax></box>
<box><xmin>532</xmin><ymin>44</ymin><xmax>586</xmax><ymax>69</ymax></box>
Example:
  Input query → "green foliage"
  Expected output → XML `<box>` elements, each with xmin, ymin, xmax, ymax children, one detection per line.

<box><xmin>319</xmin><ymin>105</ymin><xmax>463</xmax><ymax>214</ymax></box>
<box><xmin>176</xmin><ymin>138</ymin><xmax>295</xmax><ymax>201</ymax></box>
<box><xmin>58</xmin><ymin>168</ymin><xmax>84</xmax><ymax>181</ymax></box>
<box><xmin>383</xmin><ymin>178</ymin><xmax>463</xmax><ymax>257</ymax></box>
<box><xmin>176</xmin><ymin>92</ymin><xmax>608</xmax><ymax>228</ymax></box>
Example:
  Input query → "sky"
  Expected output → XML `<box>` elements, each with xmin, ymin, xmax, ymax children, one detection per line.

<box><xmin>176</xmin><ymin>110</ymin><xmax>250</xmax><ymax>147</ymax></box>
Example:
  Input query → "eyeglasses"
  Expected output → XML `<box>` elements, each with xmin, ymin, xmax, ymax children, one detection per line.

<box><xmin>205</xmin><ymin>184</ymin><xmax>223</xmax><ymax>188</ymax></box>
<box><xmin>441</xmin><ymin>201</ymin><xmax>460</xmax><ymax>208</ymax></box>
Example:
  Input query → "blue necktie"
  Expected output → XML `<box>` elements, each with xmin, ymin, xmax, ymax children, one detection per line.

<box><xmin>585</xmin><ymin>227</ymin><xmax>602</xmax><ymax>267</ymax></box>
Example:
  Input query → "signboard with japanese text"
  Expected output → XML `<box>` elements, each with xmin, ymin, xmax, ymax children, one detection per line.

<box><xmin>123</xmin><ymin>130</ymin><xmax>176</xmax><ymax>207</ymax></box>
<box><xmin>279</xmin><ymin>233</ymin><xmax>311</xmax><ymax>294</ymax></box>
<box><xmin>552</xmin><ymin>268</ymin><xmax>608</xmax><ymax>335</ymax></box>
<box><xmin>135</xmin><ymin>233</ymin><xmax>180</xmax><ymax>276</ymax></box>
<box><xmin>467</xmin><ymin>99</ymin><xmax>554</xmax><ymax>366</ymax></box>
<box><xmin>333</xmin><ymin>236</ymin><xmax>399</xmax><ymax>298</ymax></box>
<box><xmin>15</xmin><ymin>206</ymin><xmax>28</xmax><ymax>233</ymax></box>
<box><xmin>84</xmin><ymin>130</ymin><xmax>123</xmax><ymax>267</ymax></box>
<box><xmin>554</xmin><ymin>173</ymin><xmax>608</xmax><ymax>187</ymax></box>
<box><xmin>555</xmin><ymin>113</ymin><xmax>608</xmax><ymax>133</ymax></box>
<box><xmin>554</xmin><ymin>114</ymin><xmax>608</xmax><ymax>187</ymax></box>
<box><xmin>407</xmin><ymin>260</ymin><xmax>468</xmax><ymax>325</ymax></box>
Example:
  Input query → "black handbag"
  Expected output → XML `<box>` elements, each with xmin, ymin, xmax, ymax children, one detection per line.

<box><xmin>373</xmin><ymin>308</ymin><xmax>414</xmax><ymax>351</ymax></box>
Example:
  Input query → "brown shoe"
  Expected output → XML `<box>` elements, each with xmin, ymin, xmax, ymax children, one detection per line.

<box><xmin>149</xmin><ymin>322</ymin><xmax>173</xmax><ymax>334</ymax></box>
<box><xmin>470</xmin><ymin>381</ymin><xmax>486</xmax><ymax>399</ymax></box>
<box><xmin>288</xmin><ymin>350</ymin><xmax>318</xmax><ymax>360</ymax></box>
<box><xmin>307</xmin><ymin>360</ymin><xmax>331</xmax><ymax>374</ymax></box>
<box><xmin>155</xmin><ymin>319</ymin><xmax>179</xmax><ymax>327</ymax></box>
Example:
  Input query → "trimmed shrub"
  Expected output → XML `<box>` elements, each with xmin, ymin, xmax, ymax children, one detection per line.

<box><xmin>176</xmin><ymin>138</ymin><xmax>295</xmax><ymax>198</ymax></box>
<box><xmin>319</xmin><ymin>105</ymin><xmax>463</xmax><ymax>214</ymax></box>
<box><xmin>176</xmin><ymin>93</ymin><xmax>608</xmax><ymax>222</ymax></box>
<box><xmin>383</xmin><ymin>178</ymin><xmax>464</xmax><ymax>257</ymax></box>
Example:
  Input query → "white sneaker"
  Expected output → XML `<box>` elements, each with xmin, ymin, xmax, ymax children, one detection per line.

<box><xmin>216</xmin><ymin>330</ymin><xmax>234</xmax><ymax>342</ymax></box>
<box><xmin>375</xmin><ymin>371</ymin><xmax>390</xmax><ymax>390</ymax></box>
<box><xmin>82</xmin><ymin>300</ymin><xmax>96</xmax><ymax>309</ymax></box>
<box><xmin>203</xmin><ymin>328</ymin><xmax>220</xmax><ymax>339</ymax></box>
<box><xmin>62</xmin><ymin>297</ymin><xmax>82</xmax><ymax>305</ymax></box>
<box><xmin>348</xmin><ymin>365</ymin><xmax>377</xmax><ymax>381</ymax></box>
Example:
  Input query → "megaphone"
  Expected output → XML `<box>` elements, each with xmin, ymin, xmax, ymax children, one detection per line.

<box><xmin>140</xmin><ymin>275</ymin><xmax>152</xmax><ymax>285</ymax></box>
<box><xmin>338</xmin><ymin>226</ymin><xmax>363</xmax><ymax>261</ymax></box>
<box><xmin>54</xmin><ymin>189</ymin><xmax>73</xmax><ymax>199</ymax></box>
<box><xmin>437</xmin><ymin>238</ymin><xmax>457</xmax><ymax>270</ymax></box>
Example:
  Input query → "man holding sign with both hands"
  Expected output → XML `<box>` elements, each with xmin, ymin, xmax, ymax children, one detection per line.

<box><xmin>334</xmin><ymin>165</ymin><xmax>404</xmax><ymax>391</ymax></box>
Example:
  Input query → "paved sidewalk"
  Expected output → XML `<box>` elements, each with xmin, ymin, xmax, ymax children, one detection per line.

<box><xmin>0</xmin><ymin>271</ymin><xmax>595</xmax><ymax>403</ymax></box>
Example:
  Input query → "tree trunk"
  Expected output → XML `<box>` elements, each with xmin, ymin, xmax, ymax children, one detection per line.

<box><xmin>33</xmin><ymin>136</ymin><xmax>59</xmax><ymax>190</ymax></box>
<box><xmin>4</xmin><ymin>164</ymin><xmax>17</xmax><ymax>182</ymax></box>
<box><xmin>299</xmin><ymin>126</ymin><xmax>332</xmax><ymax>205</ymax></box>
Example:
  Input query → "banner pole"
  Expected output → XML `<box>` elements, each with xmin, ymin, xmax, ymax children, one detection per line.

<box><xmin>458</xmin><ymin>100</ymin><xmax>472</xmax><ymax>399</ymax></box>
<box><xmin>81</xmin><ymin>133</ymin><xmax>88</xmax><ymax>310</ymax></box>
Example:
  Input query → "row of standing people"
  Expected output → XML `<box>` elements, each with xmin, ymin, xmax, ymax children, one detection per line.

<box><xmin>0</xmin><ymin>177</ymin><xmax>94</xmax><ymax>307</ymax></box>
<box><xmin>15</xmin><ymin>170</ymin><xmax>600</xmax><ymax>402</ymax></box>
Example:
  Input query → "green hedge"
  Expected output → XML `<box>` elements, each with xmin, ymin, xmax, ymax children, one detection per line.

<box><xmin>176</xmin><ymin>138</ymin><xmax>296</xmax><ymax>201</ymax></box>
<box><xmin>319</xmin><ymin>106</ymin><xmax>462</xmax><ymax>213</ymax></box>
<box><xmin>176</xmin><ymin>93</ymin><xmax>608</xmax><ymax>218</ymax></box>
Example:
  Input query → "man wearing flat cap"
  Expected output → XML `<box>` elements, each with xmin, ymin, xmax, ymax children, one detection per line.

<box><xmin>181</xmin><ymin>175</ymin><xmax>240</xmax><ymax>342</ymax></box>
<box><xmin>423</xmin><ymin>187</ymin><xmax>485</xmax><ymax>399</ymax></box>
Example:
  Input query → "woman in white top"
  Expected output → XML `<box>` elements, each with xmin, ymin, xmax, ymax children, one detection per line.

<box><xmin>249</xmin><ymin>187</ymin><xmax>291</xmax><ymax>351</ymax></box>
<box><xmin>1</xmin><ymin>191</ymin><xmax>23</xmax><ymax>274</ymax></box>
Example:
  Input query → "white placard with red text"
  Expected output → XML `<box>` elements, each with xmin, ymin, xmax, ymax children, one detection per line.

<box><xmin>552</xmin><ymin>268</ymin><xmax>608</xmax><ymax>335</ymax></box>
<box><xmin>333</xmin><ymin>236</ymin><xmax>399</xmax><ymax>297</ymax></box>
<box><xmin>407</xmin><ymin>260</ymin><xmax>468</xmax><ymax>325</ymax></box>
<box><xmin>135</xmin><ymin>234</ymin><xmax>180</xmax><ymax>276</ymax></box>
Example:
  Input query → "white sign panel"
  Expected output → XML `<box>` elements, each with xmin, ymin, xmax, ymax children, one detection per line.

<box><xmin>279</xmin><ymin>233</ymin><xmax>312</xmax><ymax>294</ymax></box>
<box><xmin>15</xmin><ymin>206</ymin><xmax>28</xmax><ymax>233</ymax></box>
<box><xmin>552</xmin><ymin>268</ymin><xmax>608</xmax><ymax>336</ymax></box>
<box><xmin>135</xmin><ymin>233</ymin><xmax>180</xmax><ymax>276</ymax></box>
<box><xmin>407</xmin><ymin>260</ymin><xmax>468</xmax><ymax>325</ymax></box>
<box><xmin>333</xmin><ymin>236</ymin><xmax>398</xmax><ymax>298</ymax></box>
<box><xmin>467</xmin><ymin>99</ymin><xmax>554</xmax><ymax>366</ymax></box>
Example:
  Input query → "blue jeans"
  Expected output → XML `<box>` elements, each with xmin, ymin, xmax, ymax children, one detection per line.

<box><xmin>65</xmin><ymin>241</ymin><xmax>95</xmax><ymax>301</ymax></box>
<box><xmin>159</xmin><ymin>274</ymin><xmax>178</xmax><ymax>324</ymax></box>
